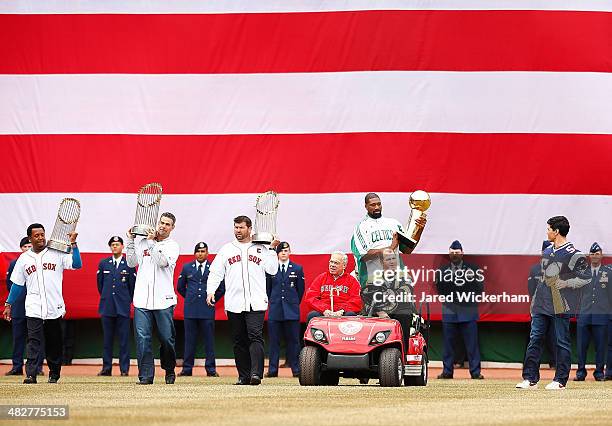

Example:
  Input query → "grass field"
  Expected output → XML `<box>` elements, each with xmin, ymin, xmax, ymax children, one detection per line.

<box><xmin>2</xmin><ymin>375</ymin><xmax>612</xmax><ymax>426</ymax></box>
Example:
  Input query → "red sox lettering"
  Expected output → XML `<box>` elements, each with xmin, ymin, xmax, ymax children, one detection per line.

<box><xmin>228</xmin><ymin>254</ymin><xmax>262</xmax><ymax>266</ymax></box>
<box><xmin>320</xmin><ymin>284</ymin><xmax>349</xmax><ymax>294</ymax></box>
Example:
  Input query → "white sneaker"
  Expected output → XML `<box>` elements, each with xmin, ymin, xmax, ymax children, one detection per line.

<box><xmin>545</xmin><ymin>381</ymin><xmax>566</xmax><ymax>390</ymax></box>
<box><xmin>515</xmin><ymin>380</ymin><xmax>538</xmax><ymax>389</ymax></box>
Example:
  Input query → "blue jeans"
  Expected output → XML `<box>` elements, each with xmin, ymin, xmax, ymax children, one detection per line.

<box><xmin>134</xmin><ymin>306</ymin><xmax>176</xmax><ymax>381</ymax></box>
<box><xmin>523</xmin><ymin>313</ymin><xmax>571</xmax><ymax>385</ymax></box>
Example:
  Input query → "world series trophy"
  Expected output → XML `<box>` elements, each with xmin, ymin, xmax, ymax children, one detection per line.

<box><xmin>397</xmin><ymin>190</ymin><xmax>431</xmax><ymax>250</ymax></box>
<box><xmin>131</xmin><ymin>182</ymin><xmax>163</xmax><ymax>236</ymax></box>
<box><xmin>543</xmin><ymin>261</ymin><xmax>568</xmax><ymax>314</ymax></box>
<box><xmin>47</xmin><ymin>198</ymin><xmax>81</xmax><ymax>253</ymax></box>
<box><xmin>252</xmin><ymin>190</ymin><xmax>280</xmax><ymax>244</ymax></box>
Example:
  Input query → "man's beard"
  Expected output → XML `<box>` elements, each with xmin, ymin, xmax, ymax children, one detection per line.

<box><xmin>368</xmin><ymin>212</ymin><xmax>382</xmax><ymax>219</ymax></box>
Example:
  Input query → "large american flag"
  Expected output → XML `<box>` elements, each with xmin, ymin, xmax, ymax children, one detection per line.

<box><xmin>1</xmin><ymin>1</ymin><xmax>610</xmax><ymax>320</ymax></box>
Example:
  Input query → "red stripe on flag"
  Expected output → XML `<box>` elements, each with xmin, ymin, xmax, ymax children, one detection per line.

<box><xmin>1</xmin><ymin>10</ymin><xmax>611</xmax><ymax>73</ymax></box>
<box><xmin>2</xmin><ymin>133</ymin><xmax>611</xmax><ymax>195</ymax></box>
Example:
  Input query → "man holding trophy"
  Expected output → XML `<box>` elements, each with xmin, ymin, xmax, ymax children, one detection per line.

<box><xmin>351</xmin><ymin>192</ymin><xmax>428</xmax><ymax>289</ymax></box>
<box><xmin>517</xmin><ymin>216</ymin><xmax>590</xmax><ymax>390</ymax></box>
<box><xmin>3</xmin><ymin>222</ymin><xmax>82</xmax><ymax>384</ymax></box>
<box><xmin>207</xmin><ymin>215</ymin><xmax>280</xmax><ymax>386</ymax></box>
<box><xmin>126</xmin><ymin>212</ymin><xmax>180</xmax><ymax>385</ymax></box>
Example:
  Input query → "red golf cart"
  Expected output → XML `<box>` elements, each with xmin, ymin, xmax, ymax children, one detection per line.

<box><xmin>299</xmin><ymin>306</ymin><xmax>429</xmax><ymax>387</ymax></box>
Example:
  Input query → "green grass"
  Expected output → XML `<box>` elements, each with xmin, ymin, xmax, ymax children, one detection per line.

<box><xmin>1</xmin><ymin>376</ymin><xmax>611</xmax><ymax>425</ymax></box>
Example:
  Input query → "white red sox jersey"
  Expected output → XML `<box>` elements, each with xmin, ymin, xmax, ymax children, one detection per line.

<box><xmin>207</xmin><ymin>240</ymin><xmax>279</xmax><ymax>313</ymax></box>
<box><xmin>9</xmin><ymin>248</ymin><xmax>74</xmax><ymax>320</ymax></box>
<box><xmin>126</xmin><ymin>237</ymin><xmax>179</xmax><ymax>310</ymax></box>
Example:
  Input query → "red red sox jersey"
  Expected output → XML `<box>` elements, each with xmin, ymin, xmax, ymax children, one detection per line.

<box><xmin>9</xmin><ymin>248</ymin><xmax>74</xmax><ymax>320</ymax></box>
<box><xmin>208</xmin><ymin>240</ymin><xmax>279</xmax><ymax>313</ymax></box>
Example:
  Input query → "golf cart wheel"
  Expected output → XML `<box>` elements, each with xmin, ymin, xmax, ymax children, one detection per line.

<box><xmin>379</xmin><ymin>348</ymin><xmax>403</xmax><ymax>387</ymax></box>
<box><xmin>404</xmin><ymin>351</ymin><xmax>428</xmax><ymax>386</ymax></box>
<box><xmin>321</xmin><ymin>371</ymin><xmax>340</xmax><ymax>386</ymax></box>
<box><xmin>299</xmin><ymin>346</ymin><xmax>322</xmax><ymax>386</ymax></box>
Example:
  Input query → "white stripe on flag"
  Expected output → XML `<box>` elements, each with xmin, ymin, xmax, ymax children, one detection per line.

<box><xmin>1</xmin><ymin>72</ymin><xmax>611</xmax><ymax>135</ymax></box>
<box><xmin>2</xmin><ymin>0</ymin><xmax>612</xmax><ymax>14</ymax></box>
<box><xmin>0</xmin><ymin>192</ymin><xmax>609</xmax><ymax>255</ymax></box>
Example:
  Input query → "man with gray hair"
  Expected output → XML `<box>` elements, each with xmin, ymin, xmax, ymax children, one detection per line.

<box><xmin>304</xmin><ymin>252</ymin><xmax>362</xmax><ymax>321</ymax></box>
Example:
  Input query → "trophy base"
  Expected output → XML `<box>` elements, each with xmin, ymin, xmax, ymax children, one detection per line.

<box><xmin>47</xmin><ymin>240</ymin><xmax>72</xmax><ymax>253</ymax></box>
<box><xmin>131</xmin><ymin>224</ymin><xmax>153</xmax><ymax>237</ymax></box>
<box><xmin>397</xmin><ymin>232</ymin><xmax>417</xmax><ymax>250</ymax></box>
<box><xmin>252</xmin><ymin>232</ymin><xmax>274</xmax><ymax>245</ymax></box>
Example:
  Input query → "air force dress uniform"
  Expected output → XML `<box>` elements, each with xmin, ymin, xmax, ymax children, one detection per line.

<box><xmin>266</xmin><ymin>245</ymin><xmax>305</xmax><ymax>376</ymax></box>
<box><xmin>576</xmin><ymin>243</ymin><xmax>611</xmax><ymax>380</ymax></box>
<box><xmin>177</xmin><ymin>246</ymin><xmax>225</xmax><ymax>376</ymax></box>
<box><xmin>435</xmin><ymin>241</ymin><xmax>484</xmax><ymax>379</ymax></box>
<box><xmin>97</xmin><ymin>239</ymin><xmax>136</xmax><ymax>375</ymax></box>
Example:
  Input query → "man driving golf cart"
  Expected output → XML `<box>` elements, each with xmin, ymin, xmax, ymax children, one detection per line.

<box><xmin>362</xmin><ymin>248</ymin><xmax>418</xmax><ymax>348</ymax></box>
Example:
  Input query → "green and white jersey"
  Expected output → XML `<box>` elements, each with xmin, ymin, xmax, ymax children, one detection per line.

<box><xmin>351</xmin><ymin>215</ymin><xmax>404</xmax><ymax>288</ymax></box>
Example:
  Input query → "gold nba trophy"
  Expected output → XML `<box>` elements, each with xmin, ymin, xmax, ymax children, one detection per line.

<box><xmin>131</xmin><ymin>182</ymin><xmax>163</xmax><ymax>236</ymax></box>
<box><xmin>47</xmin><ymin>198</ymin><xmax>81</xmax><ymax>253</ymax></box>
<box><xmin>252</xmin><ymin>190</ymin><xmax>280</xmax><ymax>244</ymax></box>
<box><xmin>397</xmin><ymin>190</ymin><xmax>431</xmax><ymax>250</ymax></box>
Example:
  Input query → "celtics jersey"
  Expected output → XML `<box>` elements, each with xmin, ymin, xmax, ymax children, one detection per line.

<box><xmin>351</xmin><ymin>215</ymin><xmax>404</xmax><ymax>288</ymax></box>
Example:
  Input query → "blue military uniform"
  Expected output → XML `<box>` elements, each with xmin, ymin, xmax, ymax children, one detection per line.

<box><xmin>435</xmin><ymin>251</ymin><xmax>484</xmax><ymax>379</ymax></box>
<box><xmin>266</xmin><ymin>253</ymin><xmax>305</xmax><ymax>376</ymax></box>
<box><xmin>177</xmin><ymin>259</ymin><xmax>225</xmax><ymax>375</ymax></box>
<box><xmin>97</xmin><ymin>254</ymin><xmax>136</xmax><ymax>374</ymax></box>
<box><xmin>6</xmin><ymin>256</ymin><xmax>43</xmax><ymax>374</ymax></box>
<box><xmin>576</xmin><ymin>259</ymin><xmax>611</xmax><ymax>380</ymax></box>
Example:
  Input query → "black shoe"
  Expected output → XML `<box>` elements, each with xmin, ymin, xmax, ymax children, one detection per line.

<box><xmin>605</xmin><ymin>376</ymin><xmax>612</xmax><ymax>381</ymax></box>
<box><xmin>120</xmin><ymin>372</ymin><xmax>129</xmax><ymax>377</ymax></box>
<box><xmin>178</xmin><ymin>371</ymin><xmax>192</xmax><ymax>377</ymax></box>
<box><xmin>23</xmin><ymin>376</ymin><xmax>37</xmax><ymax>384</ymax></box>
<box><xmin>97</xmin><ymin>370</ymin><xmax>112</xmax><ymax>376</ymax></box>
<box><xmin>137</xmin><ymin>379</ymin><xmax>153</xmax><ymax>385</ymax></box>
<box><xmin>437</xmin><ymin>373</ymin><xmax>453</xmax><ymax>379</ymax></box>
<box><xmin>595</xmin><ymin>377</ymin><xmax>605</xmax><ymax>382</ymax></box>
<box><xmin>234</xmin><ymin>378</ymin><xmax>249</xmax><ymax>385</ymax></box>
<box><xmin>573</xmin><ymin>376</ymin><xmax>585</xmax><ymax>382</ymax></box>
<box><xmin>471</xmin><ymin>374</ymin><xmax>485</xmax><ymax>380</ymax></box>
<box><xmin>264</xmin><ymin>372</ymin><xmax>278</xmax><ymax>378</ymax></box>
<box><xmin>165</xmin><ymin>371</ymin><xmax>176</xmax><ymax>384</ymax></box>
<box><xmin>207</xmin><ymin>372</ymin><xmax>219</xmax><ymax>377</ymax></box>
<box><xmin>5</xmin><ymin>368</ymin><xmax>23</xmax><ymax>376</ymax></box>
<box><xmin>250</xmin><ymin>375</ymin><xmax>262</xmax><ymax>385</ymax></box>
<box><xmin>292</xmin><ymin>372</ymin><xmax>300</xmax><ymax>378</ymax></box>
<box><xmin>48</xmin><ymin>375</ymin><xmax>60</xmax><ymax>384</ymax></box>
